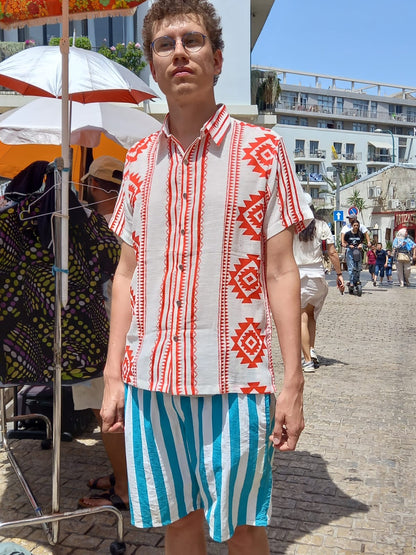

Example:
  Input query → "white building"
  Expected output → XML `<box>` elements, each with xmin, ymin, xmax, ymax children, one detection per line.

<box><xmin>252</xmin><ymin>67</ymin><xmax>416</xmax><ymax>209</ymax></box>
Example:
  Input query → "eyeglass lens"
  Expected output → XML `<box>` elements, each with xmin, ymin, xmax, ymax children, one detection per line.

<box><xmin>152</xmin><ymin>32</ymin><xmax>206</xmax><ymax>56</ymax></box>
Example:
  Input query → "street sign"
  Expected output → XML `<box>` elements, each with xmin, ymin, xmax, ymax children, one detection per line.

<box><xmin>334</xmin><ymin>210</ymin><xmax>344</xmax><ymax>222</ymax></box>
<box><xmin>348</xmin><ymin>206</ymin><xmax>358</xmax><ymax>217</ymax></box>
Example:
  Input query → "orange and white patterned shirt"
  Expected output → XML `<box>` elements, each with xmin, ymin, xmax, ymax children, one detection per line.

<box><xmin>110</xmin><ymin>105</ymin><xmax>312</xmax><ymax>395</ymax></box>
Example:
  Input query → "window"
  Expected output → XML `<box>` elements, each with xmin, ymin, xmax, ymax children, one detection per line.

<box><xmin>280</xmin><ymin>92</ymin><xmax>297</xmax><ymax>108</ymax></box>
<box><xmin>336</xmin><ymin>121</ymin><xmax>344</xmax><ymax>130</ymax></box>
<box><xmin>370</xmin><ymin>101</ymin><xmax>377</xmax><ymax>117</ymax></box>
<box><xmin>317</xmin><ymin>95</ymin><xmax>334</xmax><ymax>112</ymax></box>
<box><xmin>352</xmin><ymin>99</ymin><xmax>368</xmax><ymax>117</ymax></box>
<box><xmin>299</xmin><ymin>118</ymin><xmax>308</xmax><ymax>126</ymax></box>
<box><xmin>353</xmin><ymin>122</ymin><xmax>368</xmax><ymax>132</ymax></box>
<box><xmin>295</xmin><ymin>139</ymin><xmax>305</xmax><ymax>153</ymax></box>
<box><xmin>346</xmin><ymin>144</ymin><xmax>355</xmax><ymax>159</ymax></box>
<box><xmin>333</xmin><ymin>142</ymin><xmax>342</xmax><ymax>155</ymax></box>
<box><xmin>279</xmin><ymin>116</ymin><xmax>298</xmax><ymax>125</ymax></box>
<box><xmin>310</xmin><ymin>141</ymin><xmax>319</xmax><ymax>154</ymax></box>
<box><xmin>336</xmin><ymin>98</ymin><xmax>344</xmax><ymax>115</ymax></box>
<box><xmin>317</xmin><ymin>120</ymin><xmax>327</xmax><ymax>128</ymax></box>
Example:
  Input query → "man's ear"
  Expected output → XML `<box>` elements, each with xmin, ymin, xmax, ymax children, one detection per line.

<box><xmin>149</xmin><ymin>61</ymin><xmax>158</xmax><ymax>82</ymax></box>
<box><xmin>213</xmin><ymin>49</ymin><xmax>223</xmax><ymax>77</ymax></box>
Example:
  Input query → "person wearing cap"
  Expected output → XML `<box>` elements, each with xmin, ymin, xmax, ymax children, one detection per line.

<box><xmin>293</xmin><ymin>193</ymin><xmax>344</xmax><ymax>372</ymax></box>
<box><xmin>72</xmin><ymin>156</ymin><xmax>130</xmax><ymax>512</ymax></box>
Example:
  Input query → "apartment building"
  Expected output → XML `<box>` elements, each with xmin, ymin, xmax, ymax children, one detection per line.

<box><xmin>253</xmin><ymin>67</ymin><xmax>416</xmax><ymax>207</ymax></box>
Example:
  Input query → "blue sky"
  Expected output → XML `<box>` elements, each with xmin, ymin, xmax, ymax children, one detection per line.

<box><xmin>251</xmin><ymin>0</ymin><xmax>414</xmax><ymax>88</ymax></box>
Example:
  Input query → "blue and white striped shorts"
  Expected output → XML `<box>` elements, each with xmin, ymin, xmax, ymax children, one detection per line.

<box><xmin>124</xmin><ymin>387</ymin><xmax>275</xmax><ymax>542</ymax></box>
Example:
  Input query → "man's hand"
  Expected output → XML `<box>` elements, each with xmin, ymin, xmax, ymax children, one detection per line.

<box><xmin>100</xmin><ymin>374</ymin><xmax>125</xmax><ymax>433</ymax></box>
<box><xmin>269</xmin><ymin>384</ymin><xmax>304</xmax><ymax>451</ymax></box>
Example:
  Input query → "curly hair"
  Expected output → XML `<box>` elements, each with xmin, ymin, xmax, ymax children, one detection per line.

<box><xmin>142</xmin><ymin>0</ymin><xmax>224</xmax><ymax>62</ymax></box>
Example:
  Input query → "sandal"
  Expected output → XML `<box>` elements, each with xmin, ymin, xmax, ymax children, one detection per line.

<box><xmin>78</xmin><ymin>487</ymin><xmax>129</xmax><ymax>511</ymax></box>
<box><xmin>87</xmin><ymin>473</ymin><xmax>115</xmax><ymax>490</ymax></box>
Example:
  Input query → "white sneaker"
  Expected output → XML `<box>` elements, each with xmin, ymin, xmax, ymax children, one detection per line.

<box><xmin>302</xmin><ymin>361</ymin><xmax>315</xmax><ymax>373</ymax></box>
<box><xmin>310</xmin><ymin>348</ymin><xmax>319</xmax><ymax>368</ymax></box>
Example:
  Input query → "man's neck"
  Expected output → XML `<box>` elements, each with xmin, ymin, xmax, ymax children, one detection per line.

<box><xmin>167</xmin><ymin>97</ymin><xmax>218</xmax><ymax>150</ymax></box>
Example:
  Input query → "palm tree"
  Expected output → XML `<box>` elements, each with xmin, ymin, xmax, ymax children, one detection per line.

<box><xmin>255</xmin><ymin>71</ymin><xmax>281</xmax><ymax>113</ymax></box>
<box><xmin>347</xmin><ymin>189</ymin><xmax>367</xmax><ymax>223</ymax></box>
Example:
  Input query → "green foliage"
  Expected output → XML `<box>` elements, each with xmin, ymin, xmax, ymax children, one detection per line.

<box><xmin>98</xmin><ymin>41</ymin><xmax>146</xmax><ymax>76</ymax></box>
<box><xmin>347</xmin><ymin>189</ymin><xmax>367</xmax><ymax>219</ymax></box>
<box><xmin>49</xmin><ymin>36</ymin><xmax>92</xmax><ymax>50</ymax></box>
<box><xmin>339</xmin><ymin>168</ymin><xmax>359</xmax><ymax>186</ymax></box>
<box><xmin>253</xmin><ymin>70</ymin><xmax>281</xmax><ymax>112</ymax></box>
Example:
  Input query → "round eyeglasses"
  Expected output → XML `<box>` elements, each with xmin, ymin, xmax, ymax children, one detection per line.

<box><xmin>151</xmin><ymin>31</ymin><xmax>208</xmax><ymax>57</ymax></box>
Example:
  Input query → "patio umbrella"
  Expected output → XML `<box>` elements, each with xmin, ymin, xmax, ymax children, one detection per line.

<box><xmin>0</xmin><ymin>45</ymin><xmax>157</xmax><ymax>305</ymax></box>
<box><xmin>0</xmin><ymin>98</ymin><xmax>161</xmax><ymax>149</ymax></box>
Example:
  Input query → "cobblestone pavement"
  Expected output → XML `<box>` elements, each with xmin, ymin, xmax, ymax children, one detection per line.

<box><xmin>0</xmin><ymin>270</ymin><xmax>415</xmax><ymax>554</ymax></box>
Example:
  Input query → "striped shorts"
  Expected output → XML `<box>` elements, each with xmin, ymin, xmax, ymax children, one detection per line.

<box><xmin>124</xmin><ymin>387</ymin><xmax>275</xmax><ymax>542</ymax></box>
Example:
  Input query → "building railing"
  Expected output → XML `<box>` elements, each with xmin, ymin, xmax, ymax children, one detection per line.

<box><xmin>331</xmin><ymin>152</ymin><xmax>362</xmax><ymax>161</ymax></box>
<box><xmin>367</xmin><ymin>154</ymin><xmax>393</xmax><ymax>163</ymax></box>
<box><xmin>275</xmin><ymin>102</ymin><xmax>416</xmax><ymax>124</ymax></box>
<box><xmin>294</xmin><ymin>149</ymin><xmax>326</xmax><ymax>159</ymax></box>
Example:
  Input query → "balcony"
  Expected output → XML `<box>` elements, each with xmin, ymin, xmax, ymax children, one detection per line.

<box><xmin>294</xmin><ymin>149</ymin><xmax>326</xmax><ymax>161</ymax></box>
<box><xmin>331</xmin><ymin>152</ymin><xmax>362</xmax><ymax>163</ymax></box>
<box><xmin>276</xmin><ymin>102</ymin><xmax>416</xmax><ymax>126</ymax></box>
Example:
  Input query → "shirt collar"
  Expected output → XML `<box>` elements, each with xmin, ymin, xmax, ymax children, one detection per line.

<box><xmin>161</xmin><ymin>104</ymin><xmax>231</xmax><ymax>147</ymax></box>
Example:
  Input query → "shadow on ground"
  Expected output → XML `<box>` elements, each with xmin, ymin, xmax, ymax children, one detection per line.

<box><xmin>269</xmin><ymin>450</ymin><xmax>369</xmax><ymax>553</ymax></box>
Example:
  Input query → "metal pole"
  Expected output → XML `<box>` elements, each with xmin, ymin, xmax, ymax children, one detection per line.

<box><xmin>335</xmin><ymin>165</ymin><xmax>341</xmax><ymax>250</ymax></box>
<box><xmin>387</xmin><ymin>130</ymin><xmax>395</xmax><ymax>163</ymax></box>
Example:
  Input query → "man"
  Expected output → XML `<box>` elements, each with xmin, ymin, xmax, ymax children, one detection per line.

<box><xmin>72</xmin><ymin>156</ymin><xmax>130</xmax><ymax>512</ymax></box>
<box><xmin>342</xmin><ymin>220</ymin><xmax>365</xmax><ymax>288</ymax></box>
<box><xmin>101</xmin><ymin>1</ymin><xmax>312</xmax><ymax>552</ymax></box>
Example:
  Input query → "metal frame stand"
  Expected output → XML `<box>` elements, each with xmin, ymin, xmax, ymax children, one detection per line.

<box><xmin>0</xmin><ymin>387</ymin><xmax>126</xmax><ymax>554</ymax></box>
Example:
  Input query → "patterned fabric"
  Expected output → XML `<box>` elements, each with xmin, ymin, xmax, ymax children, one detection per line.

<box><xmin>0</xmin><ymin>199</ymin><xmax>120</xmax><ymax>385</ymax></box>
<box><xmin>110</xmin><ymin>104</ymin><xmax>312</xmax><ymax>395</ymax></box>
<box><xmin>124</xmin><ymin>387</ymin><xmax>275</xmax><ymax>542</ymax></box>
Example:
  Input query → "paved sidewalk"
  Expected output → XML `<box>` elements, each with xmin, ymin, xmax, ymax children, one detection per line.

<box><xmin>0</xmin><ymin>272</ymin><xmax>415</xmax><ymax>554</ymax></box>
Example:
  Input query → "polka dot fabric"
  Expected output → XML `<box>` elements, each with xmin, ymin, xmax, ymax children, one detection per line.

<box><xmin>0</xmin><ymin>198</ymin><xmax>120</xmax><ymax>384</ymax></box>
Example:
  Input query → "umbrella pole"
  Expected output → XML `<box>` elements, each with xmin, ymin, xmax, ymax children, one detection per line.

<box><xmin>51</xmin><ymin>0</ymin><xmax>70</xmax><ymax>543</ymax></box>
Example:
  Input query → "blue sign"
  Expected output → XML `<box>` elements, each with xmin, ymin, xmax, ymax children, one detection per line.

<box><xmin>348</xmin><ymin>206</ymin><xmax>358</xmax><ymax>217</ymax></box>
<box><xmin>334</xmin><ymin>210</ymin><xmax>344</xmax><ymax>222</ymax></box>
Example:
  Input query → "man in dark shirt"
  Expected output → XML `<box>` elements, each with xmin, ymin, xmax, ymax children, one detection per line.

<box><xmin>374</xmin><ymin>242</ymin><xmax>387</xmax><ymax>285</ymax></box>
<box><xmin>343</xmin><ymin>220</ymin><xmax>365</xmax><ymax>285</ymax></box>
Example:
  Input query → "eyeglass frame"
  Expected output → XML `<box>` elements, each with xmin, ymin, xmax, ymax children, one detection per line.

<box><xmin>151</xmin><ymin>31</ymin><xmax>209</xmax><ymax>57</ymax></box>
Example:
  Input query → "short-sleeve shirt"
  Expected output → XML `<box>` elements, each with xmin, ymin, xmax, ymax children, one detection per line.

<box><xmin>293</xmin><ymin>219</ymin><xmax>334</xmax><ymax>267</ymax></box>
<box><xmin>344</xmin><ymin>230</ymin><xmax>364</xmax><ymax>247</ymax></box>
<box><xmin>110</xmin><ymin>105</ymin><xmax>312</xmax><ymax>396</ymax></box>
<box><xmin>375</xmin><ymin>249</ymin><xmax>387</xmax><ymax>266</ymax></box>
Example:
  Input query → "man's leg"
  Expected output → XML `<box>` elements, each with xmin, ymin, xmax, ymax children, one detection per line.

<box><xmin>227</xmin><ymin>525</ymin><xmax>269</xmax><ymax>555</ymax></box>
<box><xmin>165</xmin><ymin>509</ymin><xmax>207</xmax><ymax>555</ymax></box>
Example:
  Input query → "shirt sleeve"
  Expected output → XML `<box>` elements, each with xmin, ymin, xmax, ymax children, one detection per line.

<box><xmin>264</xmin><ymin>135</ymin><xmax>313</xmax><ymax>239</ymax></box>
<box><xmin>319</xmin><ymin>220</ymin><xmax>334</xmax><ymax>244</ymax></box>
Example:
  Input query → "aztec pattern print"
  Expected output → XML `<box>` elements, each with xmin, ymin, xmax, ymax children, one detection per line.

<box><xmin>110</xmin><ymin>105</ymin><xmax>309</xmax><ymax>396</ymax></box>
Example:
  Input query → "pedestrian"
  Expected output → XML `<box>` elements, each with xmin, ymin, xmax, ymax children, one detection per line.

<box><xmin>100</xmin><ymin>1</ymin><xmax>312</xmax><ymax>552</ymax></box>
<box><xmin>393</xmin><ymin>228</ymin><xmax>416</xmax><ymax>287</ymax></box>
<box><xmin>385</xmin><ymin>249</ymin><xmax>394</xmax><ymax>284</ymax></box>
<box><xmin>366</xmin><ymin>244</ymin><xmax>377</xmax><ymax>286</ymax></box>
<box><xmin>374</xmin><ymin>242</ymin><xmax>387</xmax><ymax>285</ymax></box>
<box><xmin>340</xmin><ymin>216</ymin><xmax>371</xmax><ymax>247</ymax></box>
<box><xmin>293</xmin><ymin>195</ymin><xmax>344</xmax><ymax>372</ymax></box>
<box><xmin>72</xmin><ymin>156</ymin><xmax>129</xmax><ymax>512</ymax></box>
<box><xmin>343</xmin><ymin>220</ymin><xmax>365</xmax><ymax>289</ymax></box>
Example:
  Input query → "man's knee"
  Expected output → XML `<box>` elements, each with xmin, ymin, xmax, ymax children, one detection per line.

<box><xmin>227</xmin><ymin>525</ymin><xmax>269</xmax><ymax>554</ymax></box>
<box><xmin>167</xmin><ymin>509</ymin><xmax>205</xmax><ymax>532</ymax></box>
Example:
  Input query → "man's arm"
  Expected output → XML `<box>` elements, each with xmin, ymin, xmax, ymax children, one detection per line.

<box><xmin>266</xmin><ymin>226</ymin><xmax>304</xmax><ymax>451</ymax></box>
<box><xmin>101</xmin><ymin>242</ymin><xmax>136</xmax><ymax>433</ymax></box>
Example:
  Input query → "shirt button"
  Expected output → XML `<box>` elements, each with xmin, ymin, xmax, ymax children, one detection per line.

<box><xmin>176</xmin><ymin>300</ymin><xmax>182</xmax><ymax>307</ymax></box>
<box><xmin>183</xmin><ymin>193</ymin><xmax>187</xmax><ymax>200</ymax></box>
<box><xmin>183</xmin><ymin>159</ymin><xmax>189</xmax><ymax>165</ymax></box>
<box><xmin>179</xmin><ymin>264</ymin><xmax>184</xmax><ymax>271</ymax></box>
<box><xmin>181</xmin><ymin>229</ymin><xmax>185</xmax><ymax>235</ymax></box>
<box><xmin>173</xmin><ymin>336</ymin><xmax>179</xmax><ymax>342</ymax></box>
